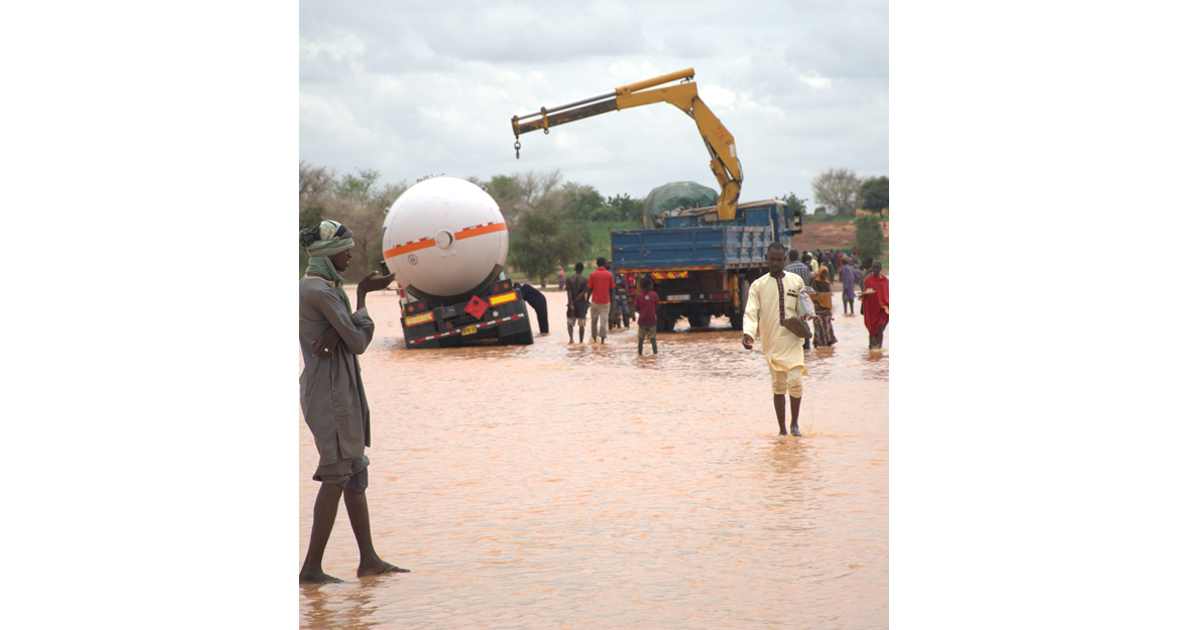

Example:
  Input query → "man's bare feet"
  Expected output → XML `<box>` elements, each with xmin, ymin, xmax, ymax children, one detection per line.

<box><xmin>358</xmin><ymin>561</ymin><xmax>410</xmax><ymax>577</ymax></box>
<box><xmin>299</xmin><ymin>571</ymin><xmax>345</xmax><ymax>585</ymax></box>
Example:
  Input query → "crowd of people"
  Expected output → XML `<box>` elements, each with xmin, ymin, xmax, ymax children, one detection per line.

<box><xmin>553</xmin><ymin>246</ymin><xmax>886</xmax><ymax>354</ymax></box>
<box><xmin>561</xmin><ymin>258</ymin><xmax>643</xmax><ymax>345</ymax></box>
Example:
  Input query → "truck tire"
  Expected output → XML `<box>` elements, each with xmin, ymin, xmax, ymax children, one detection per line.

<box><xmin>514</xmin><ymin>330</ymin><xmax>534</xmax><ymax>345</ymax></box>
<box><xmin>687</xmin><ymin>314</ymin><xmax>712</xmax><ymax>329</ymax></box>
<box><xmin>729</xmin><ymin>277</ymin><xmax>749</xmax><ymax>330</ymax></box>
<box><xmin>656</xmin><ymin>316</ymin><xmax>675</xmax><ymax>333</ymax></box>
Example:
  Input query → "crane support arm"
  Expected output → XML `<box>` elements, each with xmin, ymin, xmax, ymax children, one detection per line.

<box><xmin>511</xmin><ymin>68</ymin><xmax>743</xmax><ymax>221</ymax></box>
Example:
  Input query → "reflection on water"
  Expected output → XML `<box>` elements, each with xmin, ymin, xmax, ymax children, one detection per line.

<box><xmin>301</xmin><ymin>287</ymin><xmax>887</xmax><ymax>629</ymax></box>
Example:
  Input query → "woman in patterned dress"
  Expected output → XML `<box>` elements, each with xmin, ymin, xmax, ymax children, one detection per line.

<box><xmin>810</xmin><ymin>266</ymin><xmax>838</xmax><ymax>347</ymax></box>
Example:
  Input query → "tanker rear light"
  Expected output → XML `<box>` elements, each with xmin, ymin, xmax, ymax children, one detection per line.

<box><xmin>488</xmin><ymin>291</ymin><xmax>518</xmax><ymax>306</ymax></box>
<box><xmin>492</xmin><ymin>281</ymin><xmax>513</xmax><ymax>293</ymax></box>
<box><xmin>404</xmin><ymin>301</ymin><xmax>429</xmax><ymax>314</ymax></box>
<box><xmin>712</xmin><ymin>292</ymin><xmax>730</xmax><ymax>300</ymax></box>
<box><xmin>404</xmin><ymin>311</ymin><xmax>434</xmax><ymax>327</ymax></box>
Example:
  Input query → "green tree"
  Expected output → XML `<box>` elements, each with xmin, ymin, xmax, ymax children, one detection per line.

<box><xmin>562</xmin><ymin>182</ymin><xmax>605</xmax><ymax>222</ymax></box>
<box><xmin>859</xmin><ymin>176</ymin><xmax>889</xmax><ymax>215</ymax></box>
<box><xmin>510</xmin><ymin>208</ymin><xmax>591</xmax><ymax>287</ymax></box>
<box><xmin>299</xmin><ymin>205</ymin><xmax>324</xmax><ymax>231</ymax></box>
<box><xmin>812</xmin><ymin>167</ymin><xmax>862</xmax><ymax>217</ymax></box>
<box><xmin>331</xmin><ymin>168</ymin><xmax>381</xmax><ymax>201</ymax></box>
<box><xmin>854</xmin><ymin>214</ymin><xmax>885</xmax><ymax>258</ymax></box>
<box><xmin>483</xmin><ymin>174</ymin><xmax>521</xmax><ymax>223</ymax></box>
<box><xmin>605</xmin><ymin>193</ymin><xmax>641</xmax><ymax>222</ymax></box>
<box><xmin>300</xmin><ymin>161</ymin><xmax>335</xmax><ymax>210</ymax></box>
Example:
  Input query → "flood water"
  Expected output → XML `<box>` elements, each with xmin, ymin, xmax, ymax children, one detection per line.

<box><xmin>300</xmin><ymin>286</ymin><xmax>888</xmax><ymax>629</ymax></box>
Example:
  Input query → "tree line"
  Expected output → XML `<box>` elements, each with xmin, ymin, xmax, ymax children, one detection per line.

<box><xmin>808</xmin><ymin>168</ymin><xmax>889</xmax><ymax>221</ymax></box>
<box><xmin>299</xmin><ymin>161</ymin><xmax>888</xmax><ymax>285</ymax></box>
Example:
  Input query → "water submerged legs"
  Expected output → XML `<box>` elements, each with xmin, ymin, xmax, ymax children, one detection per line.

<box><xmin>300</xmin><ymin>483</ymin><xmax>346</xmax><ymax>584</ymax></box>
<box><xmin>869</xmin><ymin>323</ymin><xmax>886</xmax><ymax>349</ymax></box>
<box><xmin>344</xmin><ymin>489</ymin><xmax>408</xmax><ymax>577</ymax></box>
<box><xmin>773</xmin><ymin>394</ymin><xmax>803</xmax><ymax>436</ymax></box>
<box><xmin>300</xmin><ymin>484</ymin><xmax>408</xmax><ymax>583</ymax></box>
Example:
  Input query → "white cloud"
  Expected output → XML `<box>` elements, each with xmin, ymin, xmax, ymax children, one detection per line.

<box><xmin>699</xmin><ymin>84</ymin><xmax>736</xmax><ymax>109</ymax></box>
<box><xmin>299</xmin><ymin>92</ymin><xmax>374</xmax><ymax>146</ymax></box>
<box><xmin>798</xmin><ymin>76</ymin><xmax>833</xmax><ymax>90</ymax></box>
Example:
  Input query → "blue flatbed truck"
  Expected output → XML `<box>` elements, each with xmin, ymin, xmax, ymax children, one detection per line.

<box><xmin>610</xmin><ymin>198</ymin><xmax>798</xmax><ymax>332</ymax></box>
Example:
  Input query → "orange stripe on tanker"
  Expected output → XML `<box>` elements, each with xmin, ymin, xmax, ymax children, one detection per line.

<box><xmin>380</xmin><ymin>177</ymin><xmax>511</xmax><ymax>299</ymax></box>
<box><xmin>383</xmin><ymin>237</ymin><xmax>435</xmax><ymax>259</ymax></box>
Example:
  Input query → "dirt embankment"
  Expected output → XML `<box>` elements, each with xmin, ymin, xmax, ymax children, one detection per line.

<box><xmin>789</xmin><ymin>220</ymin><xmax>889</xmax><ymax>252</ymax></box>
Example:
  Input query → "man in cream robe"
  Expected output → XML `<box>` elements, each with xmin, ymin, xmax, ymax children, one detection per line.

<box><xmin>742</xmin><ymin>243</ymin><xmax>815</xmax><ymax>436</ymax></box>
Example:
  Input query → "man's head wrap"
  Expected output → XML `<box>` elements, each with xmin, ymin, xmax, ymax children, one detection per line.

<box><xmin>300</xmin><ymin>220</ymin><xmax>355</xmax><ymax>258</ymax></box>
<box><xmin>300</xmin><ymin>220</ymin><xmax>357</xmax><ymax>312</ymax></box>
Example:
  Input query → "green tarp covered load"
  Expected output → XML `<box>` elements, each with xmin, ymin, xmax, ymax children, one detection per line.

<box><xmin>642</xmin><ymin>181</ymin><xmax>718</xmax><ymax>228</ymax></box>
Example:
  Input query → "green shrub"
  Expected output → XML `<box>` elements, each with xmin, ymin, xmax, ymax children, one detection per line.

<box><xmin>854</xmin><ymin>214</ymin><xmax>885</xmax><ymax>258</ymax></box>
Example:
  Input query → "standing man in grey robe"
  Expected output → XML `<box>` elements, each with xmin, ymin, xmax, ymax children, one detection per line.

<box><xmin>299</xmin><ymin>220</ymin><xmax>406</xmax><ymax>584</ymax></box>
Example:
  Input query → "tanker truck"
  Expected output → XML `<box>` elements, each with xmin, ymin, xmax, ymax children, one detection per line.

<box><xmin>381</xmin><ymin>176</ymin><xmax>534</xmax><ymax>349</ymax></box>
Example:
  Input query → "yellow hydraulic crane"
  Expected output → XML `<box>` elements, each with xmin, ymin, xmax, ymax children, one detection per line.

<box><xmin>511</xmin><ymin>68</ymin><xmax>743</xmax><ymax>222</ymax></box>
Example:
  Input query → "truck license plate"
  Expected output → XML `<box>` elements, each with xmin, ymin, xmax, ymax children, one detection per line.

<box><xmin>462</xmin><ymin>325</ymin><xmax>477</xmax><ymax>336</ymax></box>
<box><xmin>667</xmin><ymin>294</ymin><xmax>689</xmax><ymax>301</ymax></box>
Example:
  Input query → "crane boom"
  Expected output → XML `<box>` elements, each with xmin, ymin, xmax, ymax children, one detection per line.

<box><xmin>511</xmin><ymin>68</ymin><xmax>743</xmax><ymax>221</ymax></box>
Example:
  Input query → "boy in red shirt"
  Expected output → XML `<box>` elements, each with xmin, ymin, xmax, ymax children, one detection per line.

<box><xmin>632</xmin><ymin>276</ymin><xmax>660</xmax><ymax>355</ymax></box>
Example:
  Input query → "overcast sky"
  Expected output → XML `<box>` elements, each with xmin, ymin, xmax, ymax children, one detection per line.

<box><xmin>300</xmin><ymin>0</ymin><xmax>888</xmax><ymax>207</ymax></box>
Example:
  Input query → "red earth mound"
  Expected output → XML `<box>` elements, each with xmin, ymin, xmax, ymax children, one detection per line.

<box><xmin>789</xmin><ymin>220</ymin><xmax>889</xmax><ymax>252</ymax></box>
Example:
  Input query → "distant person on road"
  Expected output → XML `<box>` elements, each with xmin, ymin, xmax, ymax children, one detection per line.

<box><xmin>557</xmin><ymin>266</ymin><xmax>564</xmax><ymax>290</ymax></box>
<box><xmin>586</xmin><ymin>257</ymin><xmax>615</xmax><ymax>343</ymax></box>
<box><xmin>784</xmin><ymin>251</ymin><xmax>813</xmax><ymax>349</ymax></box>
<box><xmin>632</xmin><ymin>277</ymin><xmax>660</xmax><ymax>355</ymax></box>
<box><xmin>862</xmin><ymin>261</ymin><xmax>890</xmax><ymax>350</ymax></box>
<box><xmin>783</xmin><ymin>249</ymin><xmax>811</xmax><ymax>287</ymax></box>
<box><xmin>810</xmin><ymin>267</ymin><xmax>838</xmax><ymax>347</ymax></box>
<box><xmin>298</xmin><ymin>220</ymin><xmax>407</xmax><ymax>584</ymax></box>
<box><xmin>564</xmin><ymin>262</ymin><xmax>589</xmax><ymax>343</ymax></box>
<box><xmin>840</xmin><ymin>258</ymin><xmax>859</xmax><ymax>314</ymax></box>
<box><xmin>742</xmin><ymin>242</ymin><xmax>815</xmax><ymax>437</ymax></box>
<box><xmin>606</xmin><ymin>260</ymin><xmax>631</xmax><ymax>329</ymax></box>
<box><xmin>517</xmin><ymin>282</ymin><xmax>549</xmax><ymax>334</ymax></box>
<box><xmin>857</xmin><ymin>257</ymin><xmax>873</xmax><ymax>293</ymax></box>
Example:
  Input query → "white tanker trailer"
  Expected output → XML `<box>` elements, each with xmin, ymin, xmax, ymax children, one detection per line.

<box><xmin>381</xmin><ymin>177</ymin><xmax>533</xmax><ymax>348</ymax></box>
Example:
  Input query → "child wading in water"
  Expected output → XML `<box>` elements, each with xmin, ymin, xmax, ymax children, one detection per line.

<box><xmin>632</xmin><ymin>277</ymin><xmax>660</xmax><ymax>355</ymax></box>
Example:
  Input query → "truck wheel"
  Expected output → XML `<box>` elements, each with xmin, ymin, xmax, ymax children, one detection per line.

<box><xmin>687</xmin><ymin>314</ymin><xmax>712</xmax><ymax>328</ymax></box>
<box><xmin>730</xmin><ymin>312</ymin><xmax>743</xmax><ymax>330</ymax></box>
<box><xmin>514</xmin><ymin>330</ymin><xmax>534</xmax><ymax>345</ymax></box>
<box><xmin>656</xmin><ymin>317</ymin><xmax>674</xmax><ymax>333</ymax></box>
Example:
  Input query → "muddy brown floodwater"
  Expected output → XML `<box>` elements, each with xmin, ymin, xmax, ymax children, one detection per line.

<box><xmin>300</xmin><ymin>286</ymin><xmax>888</xmax><ymax>629</ymax></box>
